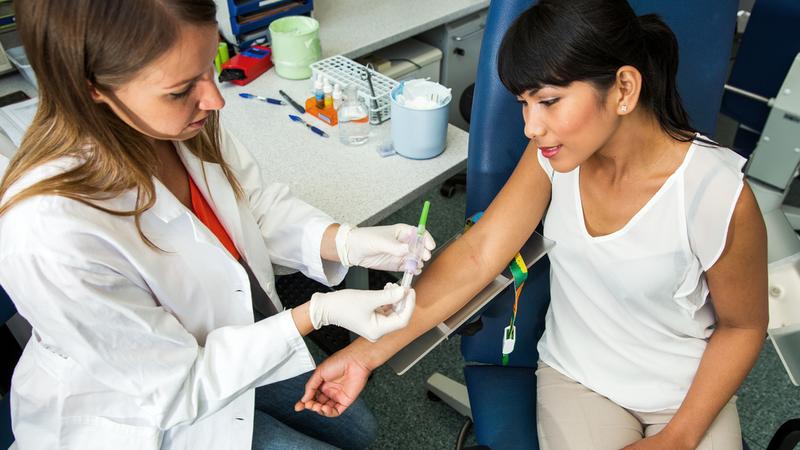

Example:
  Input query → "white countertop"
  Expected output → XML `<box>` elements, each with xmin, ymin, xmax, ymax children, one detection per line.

<box><xmin>218</xmin><ymin>70</ymin><xmax>468</xmax><ymax>226</ymax></box>
<box><xmin>314</xmin><ymin>0</ymin><xmax>489</xmax><ymax>59</ymax></box>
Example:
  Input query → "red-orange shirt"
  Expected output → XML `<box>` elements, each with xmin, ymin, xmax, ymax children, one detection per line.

<box><xmin>188</xmin><ymin>176</ymin><xmax>241</xmax><ymax>260</ymax></box>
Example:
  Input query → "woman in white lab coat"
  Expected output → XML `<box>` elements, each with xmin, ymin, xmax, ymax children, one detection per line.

<box><xmin>0</xmin><ymin>1</ymin><xmax>432</xmax><ymax>449</ymax></box>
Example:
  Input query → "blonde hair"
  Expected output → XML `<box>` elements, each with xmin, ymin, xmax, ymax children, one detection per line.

<box><xmin>0</xmin><ymin>0</ymin><xmax>242</xmax><ymax>245</ymax></box>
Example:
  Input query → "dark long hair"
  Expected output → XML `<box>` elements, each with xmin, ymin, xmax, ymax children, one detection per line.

<box><xmin>498</xmin><ymin>0</ymin><xmax>698</xmax><ymax>143</ymax></box>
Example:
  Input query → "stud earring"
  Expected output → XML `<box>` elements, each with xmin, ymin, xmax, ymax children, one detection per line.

<box><xmin>620</xmin><ymin>104</ymin><xmax>628</xmax><ymax>113</ymax></box>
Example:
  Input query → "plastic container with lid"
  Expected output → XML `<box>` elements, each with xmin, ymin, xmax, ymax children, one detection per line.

<box><xmin>268</xmin><ymin>16</ymin><xmax>321</xmax><ymax>80</ymax></box>
<box><xmin>390</xmin><ymin>80</ymin><xmax>451</xmax><ymax>159</ymax></box>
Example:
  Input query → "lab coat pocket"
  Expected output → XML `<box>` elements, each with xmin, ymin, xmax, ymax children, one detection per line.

<box><xmin>60</xmin><ymin>416</ymin><xmax>162</xmax><ymax>450</ymax></box>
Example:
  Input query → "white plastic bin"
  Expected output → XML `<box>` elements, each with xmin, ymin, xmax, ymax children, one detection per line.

<box><xmin>6</xmin><ymin>46</ymin><xmax>37</xmax><ymax>88</ymax></box>
<box><xmin>359</xmin><ymin>38</ymin><xmax>442</xmax><ymax>83</ymax></box>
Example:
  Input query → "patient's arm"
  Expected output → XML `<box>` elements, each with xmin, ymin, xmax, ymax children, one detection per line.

<box><xmin>297</xmin><ymin>140</ymin><xmax>552</xmax><ymax>416</ymax></box>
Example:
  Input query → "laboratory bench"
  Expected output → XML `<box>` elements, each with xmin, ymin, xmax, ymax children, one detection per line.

<box><xmin>219</xmin><ymin>0</ymin><xmax>487</xmax><ymax>227</ymax></box>
<box><xmin>217</xmin><ymin>71</ymin><xmax>468</xmax><ymax>227</ymax></box>
<box><xmin>314</xmin><ymin>0</ymin><xmax>489</xmax><ymax>60</ymax></box>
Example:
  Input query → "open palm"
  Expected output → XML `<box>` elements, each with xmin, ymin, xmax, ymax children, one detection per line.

<box><xmin>295</xmin><ymin>350</ymin><xmax>372</xmax><ymax>417</ymax></box>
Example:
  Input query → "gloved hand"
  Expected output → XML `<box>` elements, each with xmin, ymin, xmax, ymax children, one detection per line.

<box><xmin>335</xmin><ymin>223</ymin><xmax>436</xmax><ymax>273</ymax></box>
<box><xmin>308</xmin><ymin>283</ymin><xmax>415</xmax><ymax>342</ymax></box>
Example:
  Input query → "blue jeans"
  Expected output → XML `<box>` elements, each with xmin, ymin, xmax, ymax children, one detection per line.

<box><xmin>251</xmin><ymin>369</ymin><xmax>377</xmax><ymax>450</ymax></box>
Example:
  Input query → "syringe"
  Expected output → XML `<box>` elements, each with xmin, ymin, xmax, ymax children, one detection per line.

<box><xmin>400</xmin><ymin>200</ymin><xmax>431</xmax><ymax>290</ymax></box>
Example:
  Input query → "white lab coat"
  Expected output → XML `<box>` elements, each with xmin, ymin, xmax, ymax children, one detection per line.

<box><xmin>0</xmin><ymin>129</ymin><xmax>347</xmax><ymax>450</ymax></box>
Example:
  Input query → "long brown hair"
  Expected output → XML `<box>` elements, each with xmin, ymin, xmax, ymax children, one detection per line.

<box><xmin>0</xmin><ymin>0</ymin><xmax>242</xmax><ymax>245</ymax></box>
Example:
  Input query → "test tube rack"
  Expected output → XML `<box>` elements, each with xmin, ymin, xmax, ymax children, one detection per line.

<box><xmin>310</xmin><ymin>55</ymin><xmax>398</xmax><ymax>125</ymax></box>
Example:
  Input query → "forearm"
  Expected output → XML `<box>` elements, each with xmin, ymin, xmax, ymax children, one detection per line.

<box><xmin>337</xmin><ymin>144</ymin><xmax>551</xmax><ymax>369</ymax></box>
<box><xmin>346</xmin><ymin>232</ymin><xmax>510</xmax><ymax>369</ymax></box>
<box><xmin>663</xmin><ymin>325</ymin><xmax>765</xmax><ymax>447</ymax></box>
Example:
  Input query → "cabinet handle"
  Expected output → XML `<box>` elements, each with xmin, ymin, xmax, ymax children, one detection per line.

<box><xmin>452</xmin><ymin>25</ymin><xmax>485</xmax><ymax>42</ymax></box>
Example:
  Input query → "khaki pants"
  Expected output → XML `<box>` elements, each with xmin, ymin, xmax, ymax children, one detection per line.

<box><xmin>536</xmin><ymin>362</ymin><xmax>742</xmax><ymax>450</ymax></box>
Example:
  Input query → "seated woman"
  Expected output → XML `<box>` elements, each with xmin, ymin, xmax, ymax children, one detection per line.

<box><xmin>297</xmin><ymin>0</ymin><xmax>768</xmax><ymax>449</ymax></box>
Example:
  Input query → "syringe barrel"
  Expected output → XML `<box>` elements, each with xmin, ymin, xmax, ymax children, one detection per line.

<box><xmin>400</xmin><ymin>233</ymin><xmax>425</xmax><ymax>288</ymax></box>
<box><xmin>400</xmin><ymin>271</ymin><xmax>414</xmax><ymax>289</ymax></box>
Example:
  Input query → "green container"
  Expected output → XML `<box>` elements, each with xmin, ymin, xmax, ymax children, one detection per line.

<box><xmin>269</xmin><ymin>16</ymin><xmax>321</xmax><ymax>80</ymax></box>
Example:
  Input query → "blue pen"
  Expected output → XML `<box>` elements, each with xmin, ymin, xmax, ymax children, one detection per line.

<box><xmin>289</xmin><ymin>114</ymin><xmax>329</xmax><ymax>138</ymax></box>
<box><xmin>239</xmin><ymin>92</ymin><xmax>285</xmax><ymax>105</ymax></box>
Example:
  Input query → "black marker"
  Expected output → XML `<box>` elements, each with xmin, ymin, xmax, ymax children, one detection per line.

<box><xmin>279</xmin><ymin>90</ymin><xmax>306</xmax><ymax>114</ymax></box>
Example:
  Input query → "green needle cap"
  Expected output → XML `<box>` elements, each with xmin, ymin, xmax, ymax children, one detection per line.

<box><xmin>418</xmin><ymin>200</ymin><xmax>430</xmax><ymax>232</ymax></box>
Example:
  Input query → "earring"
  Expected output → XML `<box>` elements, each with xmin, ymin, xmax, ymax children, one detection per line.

<box><xmin>620</xmin><ymin>104</ymin><xmax>628</xmax><ymax>113</ymax></box>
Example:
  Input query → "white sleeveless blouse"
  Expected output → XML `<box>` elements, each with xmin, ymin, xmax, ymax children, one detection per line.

<box><xmin>536</xmin><ymin>139</ymin><xmax>746</xmax><ymax>411</ymax></box>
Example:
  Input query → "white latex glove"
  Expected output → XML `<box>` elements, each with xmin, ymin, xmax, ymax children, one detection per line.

<box><xmin>308</xmin><ymin>283</ymin><xmax>416</xmax><ymax>342</ymax></box>
<box><xmin>335</xmin><ymin>223</ymin><xmax>436</xmax><ymax>273</ymax></box>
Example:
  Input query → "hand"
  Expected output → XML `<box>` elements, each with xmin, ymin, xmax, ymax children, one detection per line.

<box><xmin>621</xmin><ymin>430</ymin><xmax>693</xmax><ymax>450</ymax></box>
<box><xmin>308</xmin><ymin>283</ymin><xmax>415</xmax><ymax>342</ymax></box>
<box><xmin>294</xmin><ymin>349</ymin><xmax>372</xmax><ymax>417</ymax></box>
<box><xmin>335</xmin><ymin>223</ymin><xmax>436</xmax><ymax>272</ymax></box>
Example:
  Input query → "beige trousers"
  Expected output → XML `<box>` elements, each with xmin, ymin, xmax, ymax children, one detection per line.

<box><xmin>536</xmin><ymin>362</ymin><xmax>743</xmax><ymax>450</ymax></box>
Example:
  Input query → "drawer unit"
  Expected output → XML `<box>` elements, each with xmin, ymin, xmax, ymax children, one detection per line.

<box><xmin>216</xmin><ymin>0</ymin><xmax>314</xmax><ymax>49</ymax></box>
<box><xmin>419</xmin><ymin>9</ymin><xmax>487</xmax><ymax>131</ymax></box>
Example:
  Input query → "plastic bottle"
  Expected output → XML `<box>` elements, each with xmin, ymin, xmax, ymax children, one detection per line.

<box><xmin>332</xmin><ymin>83</ymin><xmax>342</xmax><ymax>110</ymax></box>
<box><xmin>323</xmin><ymin>78</ymin><xmax>333</xmax><ymax>109</ymax></box>
<box><xmin>314</xmin><ymin>75</ymin><xmax>324</xmax><ymax>109</ymax></box>
<box><xmin>338</xmin><ymin>85</ymin><xmax>370</xmax><ymax>146</ymax></box>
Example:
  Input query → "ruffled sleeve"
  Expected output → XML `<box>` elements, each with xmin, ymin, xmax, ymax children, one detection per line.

<box><xmin>683</xmin><ymin>144</ymin><xmax>746</xmax><ymax>271</ymax></box>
